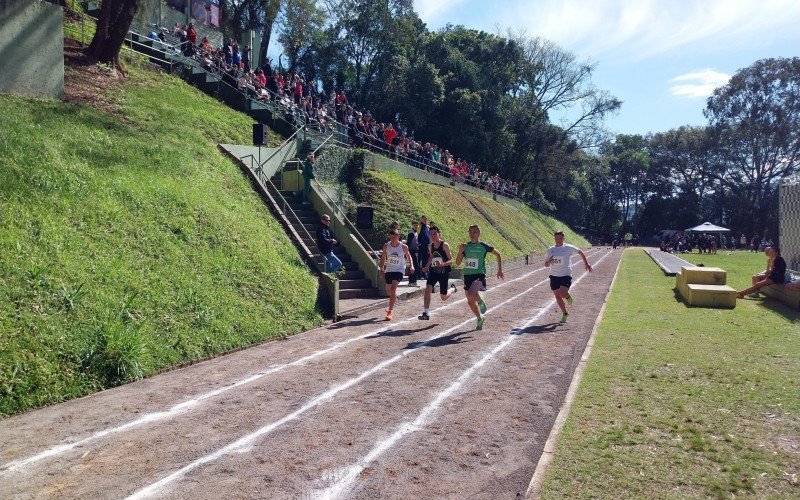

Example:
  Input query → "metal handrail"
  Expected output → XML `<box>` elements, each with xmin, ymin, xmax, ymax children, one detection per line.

<box><xmin>311</xmin><ymin>177</ymin><xmax>379</xmax><ymax>259</ymax></box>
<box><xmin>239</xmin><ymin>154</ymin><xmax>327</xmax><ymax>272</ymax></box>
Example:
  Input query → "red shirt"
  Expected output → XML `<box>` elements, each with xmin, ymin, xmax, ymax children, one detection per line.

<box><xmin>384</xmin><ymin>128</ymin><xmax>397</xmax><ymax>145</ymax></box>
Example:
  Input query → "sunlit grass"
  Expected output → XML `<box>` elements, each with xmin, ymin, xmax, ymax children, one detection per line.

<box><xmin>0</xmin><ymin>65</ymin><xmax>322</xmax><ymax>416</ymax></box>
<box><xmin>541</xmin><ymin>249</ymin><xmax>799</xmax><ymax>498</ymax></box>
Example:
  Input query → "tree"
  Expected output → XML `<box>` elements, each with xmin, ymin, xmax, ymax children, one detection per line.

<box><xmin>277</xmin><ymin>0</ymin><xmax>325</xmax><ymax>72</ymax></box>
<box><xmin>705</xmin><ymin>57</ymin><xmax>800</xmax><ymax>235</ymax></box>
<box><xmin>509</xmin><ymin>32</ymin><xmax>621</xmax><ymax>149</ymax></box>
<box><xmin>85</xmin><ymin>0</ymin><xmax>140</xmax><ymax>68</ymax></box>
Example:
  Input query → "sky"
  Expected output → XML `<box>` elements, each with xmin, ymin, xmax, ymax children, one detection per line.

<box><xmin>413</xmin><ymin>0</ymin><xmax>800</xmax><ymax>135</ymax></box>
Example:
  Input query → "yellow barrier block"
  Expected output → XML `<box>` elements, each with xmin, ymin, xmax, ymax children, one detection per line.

<box><xmin>686</xmin><ymin>284</ymin><xmax>737</xmax><ymax>309</ymax></box>
<box><xmin>680</xmin><ymin>266</ymin><xmax>727</xmax><ymax>286</ymax></box>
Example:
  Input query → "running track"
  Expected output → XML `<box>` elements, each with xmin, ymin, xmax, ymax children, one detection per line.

<box><xmin>0</xmin><ymin>248</ymin><xmax>621</xmax><ymax>499</ymax></box>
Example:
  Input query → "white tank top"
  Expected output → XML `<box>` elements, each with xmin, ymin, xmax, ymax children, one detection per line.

<box><xmin>385</xmin><ymin>242</ymin><xmax>406</xmax><ymax>273</ymax></box>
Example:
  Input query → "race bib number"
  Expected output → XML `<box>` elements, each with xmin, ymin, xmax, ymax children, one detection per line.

<box><xmin>388</xmin><ymin>255</ymin><xmax>401</xmax><ymax>266</ymax></box>
<box><xmin>551</xmin><ymin>257</ymin><xmax>562</xmax><ymax>265</ymax></box>
<box><xmin>432</xmin><ymin>257</ymin><xmax>444</xmax><ymax>267</ymax></box>
<box><xmin>465</xmin><ymin>258</ymin><xmax>479</xmax><ymax>269</ymax></box>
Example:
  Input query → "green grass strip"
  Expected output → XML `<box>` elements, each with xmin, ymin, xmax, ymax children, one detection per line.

<box><xmin>540</xmin><ymin>249</ymin><xmax>799</xmax><ymax>498</ymax></box>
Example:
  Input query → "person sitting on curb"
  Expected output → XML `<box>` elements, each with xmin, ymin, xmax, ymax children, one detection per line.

<box><xmin>737</xmin><ymin>246</ymin><xmax>786</xmax><ymax>299</ymax></box>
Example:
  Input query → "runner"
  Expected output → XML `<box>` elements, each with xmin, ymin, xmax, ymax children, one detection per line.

<box><xmin>455</xmin><ymin>224</ymin><xmax>503</xmax><ymax>330</ymax></box>
<box><xmin>418</xmin><ymin>226</ymin><xmax>457</xmax><ymax>320</ymax></box>
<box><xmin>545</xmin><ymin>231</ymin><xmax>592</xmax><ymax>323</ymax></box>
<box><xmin>379</xmin><ymin>228</ymin><xmax>414</xmax><ymax>321</ymax></box>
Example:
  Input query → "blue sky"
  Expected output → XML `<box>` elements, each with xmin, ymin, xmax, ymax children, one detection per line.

<box><xmin>414</xmin><ymin>0</ymin><xmax>800</xmax><ymax>135</ymax></box>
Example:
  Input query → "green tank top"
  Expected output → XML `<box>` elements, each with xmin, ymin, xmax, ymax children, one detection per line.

<box><xmin>462</xmin><ymin>242</ymin><xmax>494</xmax><ymax>275</ymax></box>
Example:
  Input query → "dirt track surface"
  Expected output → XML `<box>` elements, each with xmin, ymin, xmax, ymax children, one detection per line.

<box><xmin>1</xmin><ymin>248</ymin><xmax>621</xmax><ymax>499</ymax></box>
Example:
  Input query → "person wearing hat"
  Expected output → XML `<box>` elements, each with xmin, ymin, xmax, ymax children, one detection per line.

<box><xmin>316</xmin><ymin>214</ymin><xmax>342</xmax><ymax>273</ymax></box>
<box><xmin>379</xmin><ymin>228</ymin><xmax>414</xmax><ymax>321</ymax></box>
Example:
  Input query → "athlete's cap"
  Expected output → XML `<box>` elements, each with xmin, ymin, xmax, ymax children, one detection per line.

<box><xmin>321</xmin><ymin>214</ymin><xmax>330</xmax><ymax>220</ymax></box>
<box><xmin>554</xmin><ymin>231</ymin><xmax>565</xmax><ymax>236</ymax></box>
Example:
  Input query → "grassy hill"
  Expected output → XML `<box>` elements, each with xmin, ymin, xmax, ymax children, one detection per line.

<box><xmin>351</xmin><ymin>169</ymin><xmax>588</xmax><ymax>257</ymax></box>
<box><xmin>0</xmin><ymin>63</ymin><xmax>322</xmax><ymax>416</ymax></box>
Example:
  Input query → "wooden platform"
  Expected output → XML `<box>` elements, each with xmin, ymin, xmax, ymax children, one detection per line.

<box><xmin>644</xmin><ymin>248</ymin><xmax>693</xmax><ymax>276</ymax></box>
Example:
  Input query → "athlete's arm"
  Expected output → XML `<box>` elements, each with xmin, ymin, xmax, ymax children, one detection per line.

<box><xmin>379</xmin><ymin>243</ymin><xmax>387</xmax><ymax>275</ymax></box>
<box><xmin>442</xmin><ymin>242</ymin><xmax>453</xmax><ymax>267</ymax></box>
<box><xmin>423</xmin><ymin>243</ymin><xmax>433</xmax><ymax>272</ymax></box>
<box><xmin>491</xmin><ymin>249</ymin><xmax>504</xmax><ymax>280</ymax></box>
<box><xmin>403</xmin><ymin>243</ymin><xmax>415</xmax><ymax>273</ymax></box>
<box><xmin>544</xmin><ymin>248</ymin><xmax>553</xmax><ymax>267</ymax></box>
<box><xmin>578</xmin><ymin>249</ymin><xmax>593</xmax><ymax>272</ymax></box>
<box><xmin>455</xmin><ymin>243</ymin><xmax>465</xmax><ymax>266</ymax></box>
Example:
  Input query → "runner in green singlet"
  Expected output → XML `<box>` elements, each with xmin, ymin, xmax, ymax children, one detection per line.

<box><xmin>455</xmin><ymin>224</ymin><xmax>503</xmax><ymax>330</ymax></box>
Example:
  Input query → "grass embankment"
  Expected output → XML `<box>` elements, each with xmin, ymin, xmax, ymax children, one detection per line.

<box><xmin>519</xmin><ymin>204</ymin><xmax>590</xmax><ymax>248</ymax></box>
<box><xmin>0</xmin><ymin>65</ymin><xmax>322</xmax><ymax>416</ymax></box>
<box><xmin>354</xmin><ymin>169</ymin><xmax>586</xmax><ymax>258</ymax></box>
<box><xmin>541</xmin><ymin>250</ymin><xmax>799</xmax><ymax>498</ymax></box>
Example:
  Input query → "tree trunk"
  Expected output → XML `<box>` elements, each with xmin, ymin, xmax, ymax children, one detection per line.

<box><xmin>85</xmin><ymin>0</ymin><xmax>140</xmax><ymax>66</ymax></box>
<box><xmin>258</xmin><ymin>0</ymin><xmax>281</xmax><ymax>68</ymax></box>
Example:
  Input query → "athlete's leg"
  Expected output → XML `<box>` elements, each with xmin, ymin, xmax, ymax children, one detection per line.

<box><xmin>388</xmin><ymin>281</ymin><xmax>398</xmax><ymax>311</ymax></box>
<box><xmin>466</xmin><ymin>290</ymin><xmax>481</xmax><ymax>318</ymax></box>
<box><xmin>553</xmin><ymin>289</ymin><xmax>567</xmax><ymax>314</ymax></box>
<box><xmin>423</xmin><ymin>284</ymin><xmax>433</xmax><ymax>309</ymax></box>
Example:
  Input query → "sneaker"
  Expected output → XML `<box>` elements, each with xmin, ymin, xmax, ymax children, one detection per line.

<box><xmin>747</xmin><ymin>292</ymin><xmax>760</xmax><ymax>299</ymax></box>
<box><xmin>560</xmin><ymin>313</ymin><xmax>568</xmax><ymax>324</ymax></box>
<box><xmin>418</xmin><ymin>312</ymin><xmax>430</xmax><ymax>320</ymax></box>
<box><xmin>476</xmin><ymin>315</ymin><xmax>485</xmax><ymax>331</ymax></box>
<box><xmin>478</xmin><ymin>298</ymin><xmax>487</xmax><ymax>314</ymax></box>
<box><xmin>385</xmin><ymin>310</ymin><xmax>393</xmax><ymax>321</ymax></box>
<box><xmin>566</xmin><ymin>294</ymin><xmax>573</xmax><ymax>307</ymax></box>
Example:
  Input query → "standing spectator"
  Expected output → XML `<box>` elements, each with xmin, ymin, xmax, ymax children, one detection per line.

<box><xmin>186</xmin><ymin>23</ymin><xmax>197</xmax><ymax>46</ymax></box>
<box><xmin>406</xmin><ymin>221</ymin><xmax>420</xmax><ymax>287</ymax></box>
<box><xmin>418</xmin><ymin>215</ymin><xmax>431</xmax><ymax>280</ymax></box>
<box><xmin>300</xmin><ymin>153</ymin><xmax>315</xmax><ymax>205</ymax></box>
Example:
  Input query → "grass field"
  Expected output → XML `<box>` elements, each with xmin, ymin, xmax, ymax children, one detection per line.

<box><xmin>0</xmin><ymin>64</ymin><xmax>321</xmax><ymax>416</ymax></box>
<box><xmin>541</xmin><ymin>249</ymin><xmax>799</xmax><ymax>498</ymax></box>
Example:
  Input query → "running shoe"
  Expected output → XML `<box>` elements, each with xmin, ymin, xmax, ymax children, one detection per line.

<box><xmin>560</xmin><ymin>313</ymin><xmax>568</xmax><ymax>324</ymax></box>
<box><xmin>478</xmin><ymin>298</ymin><xmax>487</xmax><ymax>314</ymax></box>
<box><xmin>476</xmin><ymin>315</ymin><xmax>485</xmax><ymax>330</ymax></box>
<box><xmin>566</xmin><ymin>294</ymin><xmax>573</xmax><ymax>307</ymax></box>
<box><xmin>747</xmin><ymin>292</ymin><xmax>760</xmax><ymax>299</ymax></box>
<box><xmin>418</xmin><ymin>312</ymin><xmax>430</xmax><ymax>320</ymax></box>
<box><xmin>385</xmin><ymin>310</ymin><xmax>393</xmax><ymax>321</ymax></box>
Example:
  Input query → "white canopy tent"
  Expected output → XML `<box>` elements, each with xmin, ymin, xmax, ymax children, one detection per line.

<box><xmin>685</xmin><ymin>222</ymin><xmax>730</xmax><ymax>233</ymax></box>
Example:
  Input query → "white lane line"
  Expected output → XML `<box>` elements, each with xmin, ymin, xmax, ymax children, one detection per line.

<box><xmin>125</xmin><ymin>254</ymin><xmax>606</xmax><ymax>499</ymax></box>
<box><xmin>1</xmin><ymin>250</ymin><xmax>604</xmax><ymax>474</ymax></box>
<box><xmin>316</xmin><ymin>250</ymin><xmax>614</xmax><ymax>500</ymax></box>
<box><xmin>1</xmin><ymin>251</ymin><xmax>599</xmax><ymax>474</ymax></box>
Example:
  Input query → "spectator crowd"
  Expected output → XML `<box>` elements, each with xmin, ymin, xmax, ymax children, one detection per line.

<box><xmin>162</xmin><ymin>25</ymin><xmax>520</xmax><ymax>198</ymax></box>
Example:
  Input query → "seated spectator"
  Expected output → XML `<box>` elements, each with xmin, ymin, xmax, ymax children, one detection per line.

<box><xmin>737</xmin><ymin>246</ymin><xmax>786</xmax><ymax>299</ymax></box>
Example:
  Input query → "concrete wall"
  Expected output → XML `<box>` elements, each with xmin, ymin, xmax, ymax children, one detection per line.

<box><xmin>779</xmin><ymin>180</ymin><xmax>800</xmax><ymax>271</ymax></box>
<box><xmin>0</xmin><ymin>0</ymin><xmax>63</xmax><ymax>99</ymax></box>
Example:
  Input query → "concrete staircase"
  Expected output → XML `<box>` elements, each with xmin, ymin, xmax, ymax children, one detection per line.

<box><xmin>268</xmin><ymin>175</ymin><xmax>378</xmax><ymax>300</ymax></box>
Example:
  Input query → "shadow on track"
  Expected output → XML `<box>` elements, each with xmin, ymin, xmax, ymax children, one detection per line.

<box><xmin>404</xmin><ymin>330</ymin><xmax>474</xmax><ymax>349</ymax></box>
<box><xmin>366</xmin><ymin>324</ymin><xmax>438</xmax><ymax>339</ymax></box>
<box><xmin>511</xmin><ymin>322</ymin><xmax>561</xmax><ymax>336</ymax></box>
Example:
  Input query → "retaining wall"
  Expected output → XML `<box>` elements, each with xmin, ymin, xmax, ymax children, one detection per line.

<box><xmin>0</xmin><ymin>0</ymin><xmax>63</xmax><ymax>99</ymax></box>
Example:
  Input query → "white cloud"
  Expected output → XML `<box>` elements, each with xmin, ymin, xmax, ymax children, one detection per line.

<box><xmin>418</xmin><ymin>0</ymin><xmax>800</xmax><ymax>61</ymax></box>
<box><xmin>669</xmin><ymin>69</ymin><xmax>731</xmax><ymax>98</ymax></box>
<box><xmin>414</xmin><ymin>0</ymin><xmax>469</xmax><ymax>23</ymax></box>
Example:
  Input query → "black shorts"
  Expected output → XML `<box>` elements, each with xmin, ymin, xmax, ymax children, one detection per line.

<box><xmin>426</xmin><ymin>273</ymin><xmax>451</xmax><ymax>294</ymax></box>
<box><xmin>549</xmin><ymin>275</ymin><xmax>572</xmax><ymax>291</ymax></box>
<box><xmin>464</xmin><ymin>274</ymin><xmax>487</xmax><ymax>292</ymax></box>
<box><xmin>384</xmin><ymin>271</ymin><xmax>404</xmax><ymax>284</ymax></box>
